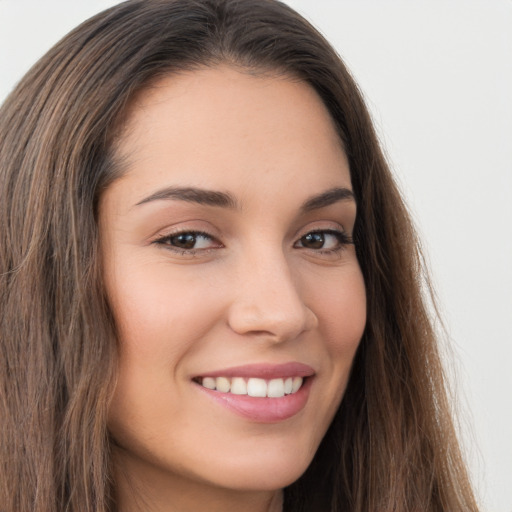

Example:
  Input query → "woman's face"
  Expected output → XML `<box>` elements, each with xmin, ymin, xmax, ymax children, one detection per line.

<box><xmin>101</xmin><ymin>66</ymin><xmax>366</xmax><ymax>502</ymax></box>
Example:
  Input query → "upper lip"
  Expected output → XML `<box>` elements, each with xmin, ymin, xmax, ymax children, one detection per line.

<box><xmin>195</xmin><ymin>362</ymin><xmax>315</xmax><ymax>380</ymax></box>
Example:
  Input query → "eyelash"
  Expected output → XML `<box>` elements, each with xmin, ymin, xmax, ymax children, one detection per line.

<box><xmin>153</xmin><ymin>230</ymin><xmax>220</xmax><ymax>255</ymax></box>
<box><xmin>294</xmin><ymin>229</ymin><xmax>353</xmax><ymax>254</ymax></box>
<box><xmin>152</xmin><ymin>228</ymin><xmax>353</xmax><ymax>256</ymax></box>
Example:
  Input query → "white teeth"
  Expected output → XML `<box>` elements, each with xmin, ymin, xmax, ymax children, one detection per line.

<box><xmin>202</xmin><ymin>377</ymin><xmax>216</xmax><ymax>390</ymax></box>
<box><xmin>199</xmin><ymin>376</ymin><xmax>305</xmax><ymax>397</ymax></box>
<box><xmin>292</xmin><ymin>377</ymin><xmax>303</xmax><ymax>393</ymax></box>
<box><xmin>247</xmin><ymin>378</ymin><xmax>267</xmax><ymax>397</ymax></box>
<box><xmin>216</xmin><ymin>377</ymin><xmax>231</xmax><ymax>393</ymax></box>
<box><xmin>267</xmin><ymin>378</ymin><xmax>285</xmax><ymax>398</ymax></box>
<box><xmin>230</xmin><ymin>377</ymin><xmax>247</xmax><ymax>395</ymax></box>
<box><xmin>284</xmin><ymin>377</ymin><xmax>293</xmax><ymax>394</ymax></box>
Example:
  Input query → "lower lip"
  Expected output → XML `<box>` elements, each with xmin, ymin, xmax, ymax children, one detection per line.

<box><xmin>194</xmin><ymin>378</ymin><xmax>313</xmax><ymax>423</ymax></box>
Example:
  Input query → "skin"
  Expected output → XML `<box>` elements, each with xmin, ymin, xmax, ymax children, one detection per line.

<box><xmin>100</xmin><ymin>66</ymin><xmax>366</xmax><ymax>512</ymax></box>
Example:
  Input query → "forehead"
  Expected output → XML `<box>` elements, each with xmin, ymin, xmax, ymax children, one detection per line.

<box><xmin>110</xmin><ymin>65</ymin><xmax>351</xmax><ymax>205</ymax></box>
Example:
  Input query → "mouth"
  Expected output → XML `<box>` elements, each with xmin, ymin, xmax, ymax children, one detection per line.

<box><xmin>192</xmin><ymin>362</ymin><xmax>315</xmax><ymax>422</ymax></box>
<box><xmin>193</xmin><ymin>375</ymin><xmax>305</xmax><ymax>398</ymax></box>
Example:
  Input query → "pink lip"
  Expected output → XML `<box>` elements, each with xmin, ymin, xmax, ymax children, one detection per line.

<box><xmin>196</xmin><ymin>362</ymin><xmax>315</xmax><ymax>379</ymax></box>
<box><xmin>192</xmin><ymin>362</ymin><xmax>315</xmax><ymax>423</ymax></box>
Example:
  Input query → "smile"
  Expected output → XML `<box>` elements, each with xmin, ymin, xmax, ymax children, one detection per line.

<box><xmin>193</xmin><ymin>363</ymin><xmax>315</xmax><ymax>422</ymax></box>
<box><xmin>196</xmin><ymin>376</ymin><xmax>304</xmax><ymax>398</ymax></box>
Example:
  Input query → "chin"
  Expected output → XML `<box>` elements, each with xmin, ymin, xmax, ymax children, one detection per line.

<box><xmin>198</xmin><ymin>438</ymin><xmax>318</xmax><ymax>492</ymax></box>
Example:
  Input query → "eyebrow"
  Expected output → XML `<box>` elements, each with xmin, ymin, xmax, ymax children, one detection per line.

<box><xmin>300</xmin><ymin>187</ymin><xmax>355</xmax><ymax>212</ymax></box>
<box><xmin>135</xmin><ymin>185</ymin><xmax>355</xmax><ymax>211</ymax></box>
<box><xmin>135</xmin><ymin>186</ymin><xmax>238</xmax><ymax>209</ymax></box>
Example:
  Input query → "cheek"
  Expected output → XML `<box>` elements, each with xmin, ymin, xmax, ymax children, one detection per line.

<box><xmin>105</xmin><ymin>262</ymin><xmax>219</xmax><ymax>447</ymax></box>
<box><xmin>106</xmin><ymin>260</ymin><xmax>223</xmax><ymax>362</ymax></box>
<box><xmin>295</xmin><ymin>264</ymin><xmax>365</xmax><ymax>444</ymax></box>
<box><xmin>312</xmin><ymin>265</ymin><xmax>367</xmax><ymax>355</ymax></box>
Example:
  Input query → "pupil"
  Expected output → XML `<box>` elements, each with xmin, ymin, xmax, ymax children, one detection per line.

<box><xmin>172</xmin><ymin>233</ymin><xmax>196</xmax><ymax>249</ymax></box>
<box><xmin>303</xmin><ymin>232</ymin><xmax>324</xmax><ymax>249</ymax></box>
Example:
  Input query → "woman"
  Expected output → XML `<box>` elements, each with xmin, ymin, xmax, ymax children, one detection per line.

<box><xmin>0</xmin><ymin>1</ymin><xmax>479</xmax><ymax>511</ymax></box>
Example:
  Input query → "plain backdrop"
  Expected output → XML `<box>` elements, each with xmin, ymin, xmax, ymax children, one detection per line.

<box><xmin>1</xmin><ymin>1</ymin><xmax>511</xmax><ymax>511</ymax></box>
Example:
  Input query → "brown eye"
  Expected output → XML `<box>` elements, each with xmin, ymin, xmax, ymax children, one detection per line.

<box><xmin>300</xmin><ymin>232</ymin><xmax>326</xmax><ymax>249</ymax></box>
<box><xmin>170</xmin><ymin>233</ymin><xmax>197</xmax><ymax>249</ymax></box>
<box><xmin>294</xmin><ymin>230</ymin><xmax>351</xmax><ymax>252</ymax></box>
<box><xmin>154</xmin><ymin>231</ymin><xmax>219</xmax><ymax>252</ymax></box>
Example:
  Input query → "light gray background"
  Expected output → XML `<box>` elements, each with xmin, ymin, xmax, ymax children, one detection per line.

<box><xmin>1</xmin><ymin>1</ymin><xmax>510</xmax><ymax>511</ymax></box>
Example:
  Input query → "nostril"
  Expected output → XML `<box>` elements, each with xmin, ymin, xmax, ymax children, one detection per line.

<box><xmin>227</xmin><ymin>306</ymin><xmax>315</xmax><ymax>341</ymax></box>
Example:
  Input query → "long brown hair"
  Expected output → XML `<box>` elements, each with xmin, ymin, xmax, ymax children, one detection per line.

<box><xmin>0</xmin><ymin>1</ymin><xmax>478</xmax><ymax>511</ymax></box>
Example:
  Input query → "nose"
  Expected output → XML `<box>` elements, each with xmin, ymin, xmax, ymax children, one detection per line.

<box><xmin>227</xmin><ymin>251</ymin><xmax>318</xmax><ymax>342</ymax></box>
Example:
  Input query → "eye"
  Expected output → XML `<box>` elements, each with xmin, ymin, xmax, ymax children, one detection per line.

<box><xmin>153</xmin><ymin>231</ymin><xmax>221</xmax><ymax>252</ymax></box>
<box><xmin>294</xmin><ymin>229</ymin><xmax>352</xmax><ymax>252</ymax></box>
